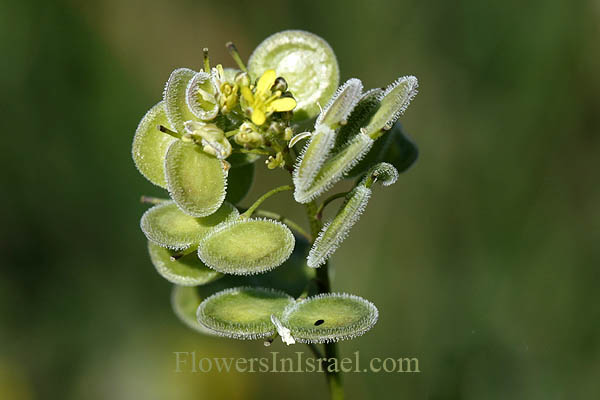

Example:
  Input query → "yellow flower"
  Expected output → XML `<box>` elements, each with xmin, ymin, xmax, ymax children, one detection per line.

<box><xmin>241</xmin><ymin>70</ymin><xmax>296</xmax><ymax>125</ymax></box>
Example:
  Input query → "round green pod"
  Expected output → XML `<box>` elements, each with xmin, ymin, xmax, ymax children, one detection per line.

<box><xmin>131</xmin><ymin>101</ymin><xmax>176</xmax><ymax>188</ymax></box>
<box><xmin>164</xmin><ymin>68</ymin><xmax>198</xmax><ymax>133</ymax></box>
<box><xmin>281</xmin><ymin>293</ymin><xmax>379</xmax><ymax>343</ymax></box>
<box><xmin>165</xmin><ymin>140</ymin><xmax>227</xmax><ymax>217</ymax></box>
<box><xmin>364</xmin><ymin>162</ymin><xmax>399</xmax><ymax>187</ymax></box>
<box><xmin>363</xmin><ymin>76</ymin><xmax>418</xmax><ymax>138</ymax></box>
<box><xmin>141</xmin><ymin>201</ymin><xmax>239</xmax><ymax>250</ymax></box>
<box><xmin>248</xmin><ymin>30</ymin><xmax>339</xmax><ymax>121</ymax></box>
<box><xmin>171</xmin><ymin>285</ymin><xmax>217</xmax><ymax>334</ymax></box>
<box><xmin>197</xmin><ymin>218</ymin><xmax>295</xmax><ymax>275</ymax></box>
<box><xmin>224</xmin><ymin>163</ymin><xmax>255</xmax><ymax>205</ymax></box>
<box><xmin>316</xmin><ymin>78</ymin><xmax>363</xmax><ymax>129</ymax></box>
<box><xmin>293</xmin><ymin>124</ymin><xmax>336</xmax><ymax>199</ymax></box>
<box><xmin>295</xmin><ymin>132</ymin><xmax>374</xmax><ymax>203</ymax></box>
<box><xmin>150</xmin><ymin>242</ymin><xmax>222</xmax><ymax>286</ymax></box>
<box><xmin>186</xmin><ymin>71</ymin><xmax>219</xmax><ymax>121</ymax></box>
<box><xmin>197</xmin><ymin>287</ymin><xmax>295</xmax><ymax>339</ymax></box>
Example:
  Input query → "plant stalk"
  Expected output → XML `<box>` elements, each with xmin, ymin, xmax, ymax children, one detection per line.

<box><xmin>305</xmin><ymin>200</ymin><xmax>344</xmax><ymax>400</ymax></box>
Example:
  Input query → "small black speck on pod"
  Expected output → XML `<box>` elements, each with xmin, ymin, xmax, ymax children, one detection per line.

<box><xmin>314</xmin><ymin>319</ymin><xmax>324</xmax><ymax>326</ymax></box>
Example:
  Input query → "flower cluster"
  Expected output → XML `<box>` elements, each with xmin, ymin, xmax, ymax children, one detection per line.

<box><xmin>132</xmin><ymin>30</ymin><xmax>419</xmax><ymax>349</ymax></box>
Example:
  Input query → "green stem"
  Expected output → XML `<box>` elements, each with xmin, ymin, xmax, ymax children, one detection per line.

<box><xmin>234</xmin><ymin>148</ymin><xmax>272</xmax><ymax>156</ymax></box>
<box><xmin>315</xmin><ymin>191</ymin><xmax>349</xmax><ymax>219</ymax></box>
<box><xmin>170</xmin><ymin>246</ymin><xmax>197</xmax><ymax>261</ymax></box>
<box><xmin>305</xmin><ymin>201</ymin><xmax>344</xmax><ymax>400</ymax></box>
<box><xmin>225</xmin><ymin>42</ymin><xmax>247</xmax><ymax>73</ymax></box>
<box><xmin>253</xmin><ymin>210</ymin><xmax>311</xmax><ymax>242</ymax></box>
<box><xmin>241</xmin><ymin>185</ymin><xmax>293</xmax><ymax>219</ymax></box>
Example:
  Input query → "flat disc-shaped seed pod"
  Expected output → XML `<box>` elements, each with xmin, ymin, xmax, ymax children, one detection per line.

<box><xmin>149</xmin><ymin>242</ymin><xmax>222</xmax><ymax>286</ymax></box>
<box><xmin>131</xmin><ymin>101</ymin><xmax>176</xmax><ymax>188</ymax></box>
<box><xmin>307</xmin><ymin>185</ymin><xmax>371</xmax><ymax>268</ymax></box>
<box><xmin>281</xmin><ymin>293</ymin><xmax>379</xmax><ymax>343</ymax></box>
<box><xmin>295</xmin><ymin>133</ymin><xmax>374</xmax><ymax>203</ymax></box>
<box><xmin>224</xmin><ymin>163</ymin><xmax>255</xmax><ymax>205</ymax></box>
<box><xmin>363</xmin><ymin>76</ymin><xmax>418</xmax><ymax>138</ymax></box>
<box><xmin>171</xmin><ymin>286</ymin><xmax>218</xmax><ymax>334</ymax></box>
<box><xmin>141</xmin><ymin>201</ymin><xmax>238</xmax><ymax>250</ymax></box>
<box><xmin>164</xmin><ymin>68</ymin><xmax>198</xmax><ymax>133</ymax></box>
<box><xmin>165</xmin><ymin>140</ymin><xmax>227</xmax><ymax>217</ymax></box>
<box><xmin>248</xmin><ymin>30</ymin><xmax>339</xmax><ymax>121</ymax></box>
<box><xmin>186</xmin><ymin>71</ymin><xmax>219</xmax><ymax>121</ymax></box>
<box><xmin>197</xmin><ymin>287</ymin><xmax>295</xmax><ymax>339</ymax></box>
<box><xmin>365</xmin><ymin>162</ymin><xmax>399</xmax><ymax>187</ymax></box>
<box><xmin>316</xmin><ymin>78</ymin><xmax>363</xmax><ymax>129</ymax></box>
<box><xmin>346</xmin><ymin>122</ymin><xmax>418</xmax><ymax>178</ymax></box>
<box><xmin>198</xmin><ymin>218</ymin><xmax>295</xmax><ymax>275</ymax></box>
<box><xmin>293</xmin><ymin>124</ymin><xmax>336</xmax><ymax>200</ymax></box>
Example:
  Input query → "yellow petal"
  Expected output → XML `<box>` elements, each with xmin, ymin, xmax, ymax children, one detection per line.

<box><xmin>252</xmin><ymin>108</ymin><xmax>266</xmax><ymax>125</ymax></box>
<box><xmin>256</xmin><ymin>70</ymin><xmax>276</xmax><ymax>96</ymax></box>
<box><xmin>241</xmin><ymin>86</ymin><xmax>254</xmax><ymax>104</ymax></box>
<box><xmin>268</xmin><ymin>97</ymin><xmax>297</xmax><ymax>112</ymax></box>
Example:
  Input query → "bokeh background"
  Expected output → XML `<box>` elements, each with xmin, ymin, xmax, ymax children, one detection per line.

<box><xmin>2</xmin><ymin>0</ymin><xmax>599</xmax><ymax>398</ymax></box>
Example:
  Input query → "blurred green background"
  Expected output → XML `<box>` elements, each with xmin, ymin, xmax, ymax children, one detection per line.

<box><xmin>2</xmin><ymin>0</ymin><xmax>599</xmax><ymax>398</ymax></box>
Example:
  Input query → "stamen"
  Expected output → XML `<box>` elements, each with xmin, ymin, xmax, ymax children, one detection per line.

<box><xmin>226</xmin><ymin>42</ymin><xmax>248</xmax><ymax>72</ymax></box>
<box><xmin>202</xmin><ymin>48</ymin><xmax>210</xmax><ymax>73</ymax></box>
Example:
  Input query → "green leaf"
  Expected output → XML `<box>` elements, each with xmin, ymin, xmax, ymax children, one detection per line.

<box><xmin>281</xmin><ymin>293</ymin><xmax>378</xmax><ymax>343</ymax></box>
<box><xmin>197</xmin><ymin>287</ymin><xmax>295</xmax><ymax>339</ymax></box>
<box><xmin>294</xmin><ymin>132</ymin><xmax>374</xmax><ymax>203</ymax></box>
<box><xmin>149</xmin><ymin>242</ymin><xmax>222</xmax><ymax>286</ymax></box>
<box><xmin>227</xmin><ymin>151</ymin><xmax>261</xmax><ymax>168</ymax></box>
<box><xmin>131</xmin><ymin>101</ymin><xmax>176</xmax><ymax>188</ymax></box>
<box><xmin>171</xmin><ymin>285</ymin><xmax>218</xmax><ymax>334</ymax></box>
<box><xmin>225</xmin><ymin>163</ymin><xmax>255</xmax><ymax>205</ymax></box>
<box><xmin>164</xmin><ymin>68</ymin><xmax>198</xmax><ymax>133</ymax></box>
<box><xmin>141</xmin><ymin>200</ymin><xmax>239</xmax><ymax>250</ymax></box>
<box><xmin>363</xmin><ymin>76</ymin><xmax>418</xmax><ymax>138</ymax></box>
<box><xmin>307</xmin><ymin>185</ymin><xmax>371</xmax><ymax>268</ymax></box>
<box><xmin>248</xmin><ymin>30</ymin><xmax>339</xmax><ymax>121</ymax></box>
<box><xmin>165</xmin><ymin>140</ymin><xmax>227</xmax><ymax>217</ymax></box>
<box><xmin>185</xmin><ymin>71</ymin><xmax>219</xmax><ymax>121</ymax></box>
<box><xmin>197</xmin><ymin>218</ymin><xmax>295</xmax><ymax>275</ymax></box>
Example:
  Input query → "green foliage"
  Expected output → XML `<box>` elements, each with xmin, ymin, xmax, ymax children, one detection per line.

<box><xmin>132</xmin><ymin>30</ymin><xmax>418</xmax><ymax>356</ymax></box>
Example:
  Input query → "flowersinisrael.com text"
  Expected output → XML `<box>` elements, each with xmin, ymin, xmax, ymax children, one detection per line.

<box><xmin>174</xmin><ymin>351</ymin><xmax>420</xmax><ymax>373</ymax></box>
